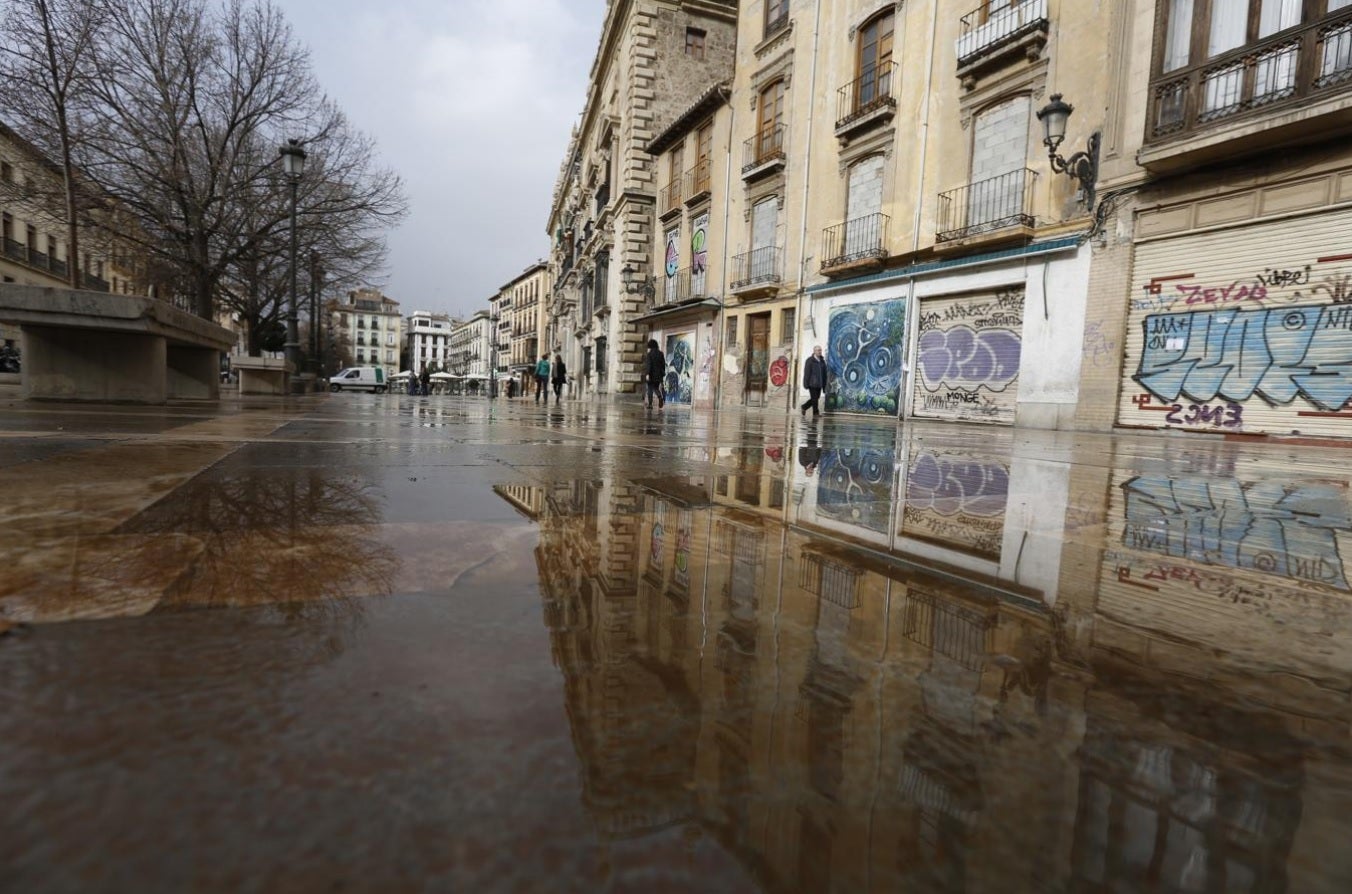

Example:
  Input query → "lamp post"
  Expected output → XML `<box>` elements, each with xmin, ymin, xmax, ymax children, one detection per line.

<box><xmin>279</xmin><ymin>138</ymin><xmax>307</xmax><ymax>380</ymax></box>
<box><xmin>1036</xmin><ymin>94</ymin><xmax>1100</xmax><ymax>211</ymax></box>
<box><xmin>489</xmin><ymin>312</ymin><xmax>499</xmax><ymax>400</ymax></box>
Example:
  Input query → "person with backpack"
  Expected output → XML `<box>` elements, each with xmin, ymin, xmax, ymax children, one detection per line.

<box><xmin>643</xmin><ymin>339</ymin><xmax>667</xmax><ymax>409</ymax></box>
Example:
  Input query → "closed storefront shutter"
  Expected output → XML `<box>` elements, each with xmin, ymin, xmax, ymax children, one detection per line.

<box><xmin>1118</xmin><ymin>207</ymin><xmax>1352</xmax><ymax>436</ymax></box>
<box><xmin>912</xmin><ymin>289</ymin><xmax>1024</xmax><ymax>424</ymax></box>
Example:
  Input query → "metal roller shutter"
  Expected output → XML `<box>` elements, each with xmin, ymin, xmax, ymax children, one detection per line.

<box><xmin>1118</xmin><ymin>208</ymin><xmax>1352</xmax><ymax>437</ymax></box>
<box><xmin>912</xmin><ymin>289</ymin><xmax>1024</xmax><ymax>425</ymax></box>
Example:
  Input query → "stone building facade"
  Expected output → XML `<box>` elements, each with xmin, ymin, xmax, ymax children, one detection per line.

<box><xmin>546</xmin><ymin>0</ymin><xmax>738</xmax><ymax>400</ymax></box>
<box><xmin>499</xmin><ymin>261</ymin><xmax>552</xmax><ymax>385</ymax></box>
<box><xmin>331</xmin><ymin>288</ymin><xmax>402</xmax><ymax>379</ymax></box>
<box><xmin>406</xmin><ymin>310</ymin><xmax>455</xmax><ymax>374</ymax></box>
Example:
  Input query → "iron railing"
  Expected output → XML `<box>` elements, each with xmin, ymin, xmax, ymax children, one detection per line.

<box><xmin>81</xmin><ymin>272</ymin><xmax>110</xmax><ymax>292</ymax></box>
<box><xmin>902</xmin><ymin>591</ymin><xmax>995</xmax><ymax>671</ymax></box>
<box><xmin>956</xmin><ymin>0</ymin><xmax>1049</xmax><ymax>65</ymax></box>
<box><xmin>659</xmin><ymin>178</ymin><xmax>683</xmax><ymax>215</ymax></box>
<box><xmin>799</xmin><ymin>553</ymin><xmax>859</xmax><ymax>609</ymax></box>
<box><xmin>2</xmin><ymin>236</ymin><xmax>83</xmax><ymax>282</ymax></box>
<box><xmin>836</xmin><ymin>62</ymin><xmax>897</xmax><ymax>130</ymax></box>
<box><xmin>821</xmin><ymin>212</ymin><xmax>890</xmax><ymax>270</ymax></box>
<box><xmin>683</xmin><ymin>157</ymin><xmax>712</xmax><ymax>200</ymax></box>
<box><xmin>936</xmin><ymin>168</ymin><xmax>1036</xmax><ymax>242</ymax></box>
<box><xmin>742</xmin><ymin>124</ymin><xmax>786</xmax><ymax>174</ymax></box>
<box><xmin>662</xmin><ymin>266</ymin><xmax>693</xmax><ymax>304</ymax></box>
<box><xmin>1147</xmin><ymin>7</ymin><xmax>1352</xmax><ymax>142</ymax></box>
<box><xmin>730</xmin><ymin>246</ymin><xmax>781</xmax><ymax>290</ymax></box>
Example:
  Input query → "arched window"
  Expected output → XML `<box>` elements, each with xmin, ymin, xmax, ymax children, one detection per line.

<box><xmin>856</xmin><ymin>9</ymin><xmax>895</xmax><ymax>107</ymax></box>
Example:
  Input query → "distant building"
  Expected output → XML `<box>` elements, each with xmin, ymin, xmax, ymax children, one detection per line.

<box><xmin>331</xmin><ymin>287</ymin><xmax>402</xmax><ymax>378</ymax></box>
<box><xmin>449</xmin><ymin>310</ymin><xmax>494</xmax><ymax>382</ymax></box>
<box><xmin>406</xmin><ymin>310</ymin><xmax>455</xmax><ymax>373</ymax></box>
<box><xmin>500</xmin><ymin>261</ymin><xmax>552</xmax><ymax>383</ymax></box>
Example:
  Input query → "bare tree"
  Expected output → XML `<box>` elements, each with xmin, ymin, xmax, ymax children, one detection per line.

<box><xmin>0</xmin><ymin>0</ymin><xmax>108</xmax><ymax>288</ymax></box>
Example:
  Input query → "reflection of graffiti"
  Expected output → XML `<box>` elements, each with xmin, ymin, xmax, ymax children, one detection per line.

<box><xmin>769</xmin><ymin>356</ymin><xmax>788</xmax><ymax>387</ymax></box>
<box><xmin>902</xmin><ymin>453</ymin><xmax>1009</xmax><ymax>558</ymax></box>
<box><xmin>1122</xmin><ymin>476</ymin><xmax>1352</xmax><ymax>590</ymax></box>
<box><xmin>826</xmin><ymin>298</ymin><xmax>906</xmax><ymax>415</ymax></box>
<box><xmin>817</xmin><ymin>448</ymin><xmax>895</xmax><ymax>534</ymax></box>
<box><xmin>1135</xmin><ymin>303</ymin><xmax>1352</xmax><ymax>411</ymax></box>
<box><xmin>665</xmin><ymin>332</ymin><xmax>694</xmax><ymax>404</ymax></box>
<box><xmin>673</xmin><ymin>509</ymin><xmax>692</xmax><ymax>590</ymax></box>
<box><xmin>650</xmin><ymin>501</ymin><xmax>667</xmax><ymax>574</ymax></box>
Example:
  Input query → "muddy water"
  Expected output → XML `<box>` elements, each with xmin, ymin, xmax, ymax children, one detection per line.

<box><xmin>2</xmin><ymin>396</ymin><xmax>1351</xmax><ymax>892</ymax></box>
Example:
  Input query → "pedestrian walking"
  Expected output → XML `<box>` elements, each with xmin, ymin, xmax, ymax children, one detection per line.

<box><xmin>801</xmin><ymin>345</ymin><xmax>827</xmax><ymax>418</ymax></box>
<box><xmin>534</xmin><ymin>354</ymin><xmax>550</xmax><ymax>403</ymax></box>
<box><xmin>551</xmin><ymin>353</ymin><xmax>567</xmax><ymax>404</ymax></box>
<box><xmin>419</xmin><ymin>367</ymin><xmax>431</xmax><ymax>396</ymax></box>
<box><xmin>643</xmin><ymin>339</ymin><xmax>667</xmax><ymax>409</ymax></box>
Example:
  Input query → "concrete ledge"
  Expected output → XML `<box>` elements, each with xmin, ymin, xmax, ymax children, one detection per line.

<box><xmin>233</xmin><ymin>356</ymin><xmax>294</xmax><ymax>396</ymax></box>
<box><xmin>0</xmin><ymin>283</ymin><xmax>233</xmax><ymax>404</ymax></box>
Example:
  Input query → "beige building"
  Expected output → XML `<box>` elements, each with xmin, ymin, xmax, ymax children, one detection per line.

<box><xmin>546</xmin><ymin>0</ymin><xmax>738</xmax><ymax>400</ymax></box>
<box><xmin>1</xmin><ymin>120</ymin><xmax>148</xmax><ymax>353</ymax></box>
<box><xmin>331</xmin><ymin>288</ymin><xmax>402</xmax><ymax>378</ymax></box>
<box><xmin>500</xmin><ymin>261</ymin><xmax>552</xmax><ymax>386</ymax></box>
<box><xmin>406</xmin><ymin>310</ymin><xmax>455</xmax><ymax>374</ymax></box>
<box><xmin>1073</xmin><ymin>0</ymin><xmax>1352</xmax><ymax>440</ymax></box>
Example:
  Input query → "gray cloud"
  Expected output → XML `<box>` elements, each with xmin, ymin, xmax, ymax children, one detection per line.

<box><xmin>279</xmin><ymin>0</ymin><xmax>605</xmax><ymax>318</ymax></box>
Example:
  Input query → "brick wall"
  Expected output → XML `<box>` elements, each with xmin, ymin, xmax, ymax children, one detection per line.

<box><xmin>970</xmin><ymin>94</ymin><xmax>1031</xmax><ymax>184</ymax></box>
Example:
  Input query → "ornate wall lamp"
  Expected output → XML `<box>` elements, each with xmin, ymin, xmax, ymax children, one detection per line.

<box><xmin>620</xmin><ymin>262</ymin><xmax>656</xmax><ymax>302</ymax></box>
<box><xmin>1036</xmin><ymin>94</ymin><xmax>1099</xmax><ymax>211</ymax></box>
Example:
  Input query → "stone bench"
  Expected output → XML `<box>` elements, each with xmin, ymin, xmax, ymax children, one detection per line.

<box><xmin>0</xmin><ymin>284</ymin><xmax>234</xmax><ymax>403</ymax></box>
<box><xmin>232</xmin><ymin>356</ymin><xmax>294</xmax><ymax>395</ymax></box>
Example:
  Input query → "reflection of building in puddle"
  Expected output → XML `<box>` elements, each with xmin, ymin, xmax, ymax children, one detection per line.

<box><xmin>901</xmin><ymin>452</ymin><xmax>1011</xmax><ymax>559</ymax></box>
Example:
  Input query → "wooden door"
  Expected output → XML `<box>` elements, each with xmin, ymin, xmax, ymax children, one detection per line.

<box><xmin>745</xmin><ymin>312</ymin><xmax>771</xmax><ymax>401</ymax></box>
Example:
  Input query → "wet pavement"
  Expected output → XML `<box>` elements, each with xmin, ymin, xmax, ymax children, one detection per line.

<box><xmin>2</xmin><ymin>390</ymin><xmax>1352</xmax><ymax>893</ymax></box>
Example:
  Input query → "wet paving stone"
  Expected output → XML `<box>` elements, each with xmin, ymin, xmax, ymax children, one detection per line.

<box><xmin>3</xmin><ymin>393</ymin><xmax>1352</xmax><ymax>892</ymax></box>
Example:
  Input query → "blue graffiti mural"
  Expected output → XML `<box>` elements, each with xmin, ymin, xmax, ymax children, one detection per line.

<box><xmin>1136</xmin><ymin>302</ymin><xmax>1352</xmax><ymax>410</ymax></box>
<box><xmin>826</xmin><ymin>299</ymin><xmax>906</xmax><ymax>415</ymax></box>
<box><xmin>1122</xmin><ymin>476</ymin><xmax>1352</xmax><ymax>590</ymax></box>
<box><xmin>817</xmin><ymin>447</ymin><xmax>896</xmax><ymax>534</ymax></box>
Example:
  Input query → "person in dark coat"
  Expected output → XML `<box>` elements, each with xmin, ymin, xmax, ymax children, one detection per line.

<box><xmin>419</xmin><ymin>366</ymin><xmax>431</xmax><ymax>396</ymax></box>
<box><xmin>551</xmin><ymin>353</ymin><xmax>567</xmax><ymax>403</ymax></box>
<box><xmin>643</xmin><ymin>338</ymin><xmax>667</xmax><ymax>408</ymax></box>
<box><xmin>801</xmin><ymin>345</ymin><xmax>827</xmax><ymax>418</ymax></box>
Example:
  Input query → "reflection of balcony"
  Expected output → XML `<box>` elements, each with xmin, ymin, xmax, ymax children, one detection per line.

<box><xmin>820</xmin><ymin>212</ymin><xmax>889</xmax><ymax>274</ymax></box>
<box><xmin>659</xmin><ymin>179</ymin><xmax>683</xmax><ymax>218</ymax></box>
<box><xmin>1142</xmin><ymin>8</ymin><xmax>1352</xmax><ymax>171</ymax></box>
<box><xmin>936</xmin><ymin>168</ymin><xmax>1036</xmax><ymax>245</ymax></box>
<box><xmin>902</xmin><ymin>589</ymin><xmax>996</xmax><ymax>671</ymax></box>
<box><xmin>835</xmin><ymin>62</ymin><xmax>897</xmax><ymax>139</ymax></box>
<box><xmin>956</xmin><ymin>0</ymin><xmax>1049</xmax><ymax>83</ymax></box>
<box><xmin>729</xmin><ymin>246</ymin><xmax>781</xmax><ymax>294</ymax></box>
<box><xmin>683</xmin><ymin>158</ymin><xmax>712</xmax><ymax>205</ymax></box>
<box><xmin>741</xmin><ymin>124</ymin><xmax>786</xmax><ymax>179</ymax></box>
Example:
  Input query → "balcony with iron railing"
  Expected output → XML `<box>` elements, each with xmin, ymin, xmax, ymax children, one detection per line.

<box><xmin>661</xmin><ymin>267</ymin><xmax>695</xmax><ymax>305</ymax></box>
<box><xmin>835</xmin><ymin>62</ymin><xmax>898</xmax><ymax>138</ymax></box>
<box><xmin>659</xmin><ymin>178</ymin><xmax>684</xmax><ymax>218</ymax></box>
<box><xmin>742</xmin><ymin>124</ymin><xmax>787</xmax><ymax>179</ymax></box>
<box><xmin>683</xmin><ymin>158</ymin><xmax>712</xmax><ymax>205</ymax></box>
<box><xmin>3</xmin><ymin>236</ymin><xmax>78</xmax><ymax>282</ymax></box>
<box><xmin>821</xmin><ymin>212</ymin><xmax>890</xmax><ymax>274</ymax></box>
<box><xmin>937</xmin><ymin>167</ymin><xmax>1037</xmax><ymax>244</ymax></box>
<box><xmin>729</xmin><ymin>246</ymin><xmax>782</xmax><ymax>293</ymax></box>
<box><xmin>956</xmin><ymin>0</ymin><xmax>1049</xmax><ymax>79</ymax></box>
<box><xmin>1142</xmin><ymin>8</ymin><xmax>1352</xmax><ymax>170</ymax></box>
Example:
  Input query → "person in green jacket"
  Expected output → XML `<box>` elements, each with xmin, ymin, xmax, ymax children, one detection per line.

<box><xmin>534</xmin><ymin>354</ymin><xmax>550</xmax><ymax>403</ymax></box>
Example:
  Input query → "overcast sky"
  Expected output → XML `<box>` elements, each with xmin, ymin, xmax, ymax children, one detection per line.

<box><xmin>280</xmin><ymin>0</ymin><xmax>607</xmax><ymax>320</ymax></box>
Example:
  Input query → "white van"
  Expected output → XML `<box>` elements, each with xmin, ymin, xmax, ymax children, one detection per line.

<box><xmin>327</xmin><ymin>367</ymin><xmax>387</xmax><ymax>393</ymax></box>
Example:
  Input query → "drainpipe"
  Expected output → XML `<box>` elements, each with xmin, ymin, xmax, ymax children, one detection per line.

<box><xmin>792</xmin><ymin>0</ymin><xmax>825</xmax><ymax>402</ymax></box>
<box><xmin>899</xmin><ymin>0</ymin><xmax>942</xmax><ymax>421</ymax></box>
<box><xmin>716</xmin><ymin>86</ymin><xmax>736</xmax><ymax>411</ymax></box>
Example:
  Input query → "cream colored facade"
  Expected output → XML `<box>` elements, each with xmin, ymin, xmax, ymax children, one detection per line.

<box><xmin>546</xmin><ymin>0</ymin><xmax>738</xmax><ymax>399</ymax></box>
<box><xmin>332</xmin><ymin>288</ymin><xmax>402</xmax><ymax>378</ymax></box>
<box><xmin>1073</xmin><ymin>0</ymin><xmax>1352</xmax><ymax>440</ymax></box>
<box><xmin>499</xmin><ymin>261</ymin><xmax>552</xmax><ymax>381</ymax></box>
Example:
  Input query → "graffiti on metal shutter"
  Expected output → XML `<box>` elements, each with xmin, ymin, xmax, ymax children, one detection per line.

<box><xmin>665</xmin><ymin>332</ymin><xmax>694</xmax><ymax>404</ymax></box>
<box><xmin>1120</xmin><ymin>212</ymin><xmax>1352</xmax><ymax>435</ymax></box>
<box><xmin>825</xmin><ymin>298</ymin><xmax>906</xmax><ymax>415</ymax></box>
<box><xmin>913</xmin><ymin>289</ymin><xmax>1024</xmax><ymax>424</ymax></box>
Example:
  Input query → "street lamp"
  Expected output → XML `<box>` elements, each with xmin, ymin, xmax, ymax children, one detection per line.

<box><xmin>620</xmin><ymin>262</ymin><xmax>656</xmax><ymax>302</ymax></box>
<box><xmin>1036</xmin><ymin>94</ymin><xmax>1099</xmax><ymax>211</ymax></box>
<box><xmin>279</xmin><ymin>138</ymin><xmax>307</xmax><ymax>381</ymax></box>
<box><xmin>489</xmin><ymin>312</ymin><xmax>499</xmax><ymax>400</ymax></box>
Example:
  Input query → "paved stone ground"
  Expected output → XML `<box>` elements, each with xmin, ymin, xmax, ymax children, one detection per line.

<box><xmin>2</xmin><ymin>390</ymin><xmax>1351</xmax><ymax>893</ymax></box>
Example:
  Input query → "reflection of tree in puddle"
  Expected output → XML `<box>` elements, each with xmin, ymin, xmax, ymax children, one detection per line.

<box><xmin>123</xmin><ymin>466</ymin><xmax>398</xmax><ymax>611</ymax></box>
